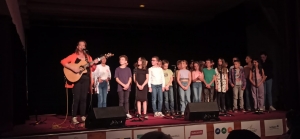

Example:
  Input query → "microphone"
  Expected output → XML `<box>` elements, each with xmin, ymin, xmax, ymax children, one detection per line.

<box><xmin>171</xmin><ymin>65</ymin><xmax>176</xmax><ymax>67</ymax></box>
<box><xmin>83</xmin><ymin>49</ymin><xmax>89</xmax><ymax>54</ymax></box>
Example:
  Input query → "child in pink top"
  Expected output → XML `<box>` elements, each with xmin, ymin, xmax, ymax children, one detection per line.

<box><xmin>191</xmin><ymin>61</ymin><xmax>204</xmax><ymax>102</ymax></box>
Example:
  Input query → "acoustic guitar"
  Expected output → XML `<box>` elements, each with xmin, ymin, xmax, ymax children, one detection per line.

<box><xmin>63</xmin><ymin>53</ymin><xmax>114</xmax><ymax>82</ymax></box>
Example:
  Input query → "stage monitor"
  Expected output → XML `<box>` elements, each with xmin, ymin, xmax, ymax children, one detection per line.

<box><xmin>85</xmin><ymin>106</ymin><xmax>127</xmax><ymax>129</ymax></box>
<box><xmin>184</xmin><ymin>102</ymin><xmax>220</xmax><ymax>121</ymax></box>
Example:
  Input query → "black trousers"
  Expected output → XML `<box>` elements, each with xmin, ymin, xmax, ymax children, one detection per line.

<box><xmin>217</xmin><ymin>92</ymin><xmax>226</xmax><ymax>111</ymax></box>
<box><xmin>72</xmin><ymin>76</ymin><xmax>89</xmax><ymax>117</ymax></box>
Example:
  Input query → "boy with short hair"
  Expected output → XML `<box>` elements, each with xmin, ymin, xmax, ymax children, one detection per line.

<box><xmin>229</xmin><ymin>60</ymin><xmax>246</xmax><ymax>112</ymax></box>
<box><xmin>148</xmin><ymin>56</ymin><xmax>165</xmax><ymax>117</ymax></box>
<box><xmin>162</xmin><ymin>60</ymin><xmax>174</xmax><ymax>116</ymax></box>
<box><xmin>115</xmin><ymin>55</ymin><xmax>133</xmax><ymax>119</ymax></box>
<box><xmin>203</xmin><ymin>59</ymin><xmax>216</xmax><ymax>102</ymax></box>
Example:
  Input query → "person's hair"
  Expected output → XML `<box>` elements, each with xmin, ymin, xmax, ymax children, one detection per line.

<box><xmin>246</xmin><ymin>55</ymin><xmax>252</xmax><ymax>59</ymax></box>
<box><xmin>233</xmin><ymin>60</ymin><xmax>241</xmax><ymax>64</ymax></box>
<box><xmin>252</xmin><ymin>58</ymin><xmax>263</xmax><ymax>76</ymax></box>
<box><xmin>140</xmin><ymin>131</ymin><xmax>172</xmax><ymax>139</ymax></box>
<box><xmin>75</xmin><ymin>40</ymin><xmax>87</xmax><ymax>54</ymax></box>
<box><xmin>227</xmin><ymin>130</ymin><xmax>260</xmax><ymax>139</ymax></box>
<box><xmin>217</xmin><ymin>58</ymin><xmax>227</xmax><ymax>74</ymax></box>
<box><xmin>177</xmin><ymin>60</ymin><xmax>181</xmax><ymax>65</ymax></box>
<box><xmin>181</xmin><ymin>60</ymin><xmax>188</xmax><ymax>69</ymax></box>
<box><xmin>260</xmin><ymin>51</ymin><xmax>267</xmax><ymax>56</ymax></box>
<box><xmin>135</xmin><ymin>57</ymin><xmax>147</xmax><ymax>70</ymax></box>
<box><xmin>224</xmin><ymin>62</ymin><xmax>228</xmax><ymax>67</ymax></box>
<box><xmin>233</xmin><ymin>57</ymin><xmax>239</xmax><ymax>60</ymax></box>
<box><xmin>206</xmin><ymin>59</ymin><xmax>212</xmax><ymax>63</ymax></box>
<box><xmin>119</xmin><ymin>55</ymin><xmax>128</xmax><ymax>61</ymax></box>
<box><xmin>286</xmin><ymin>110</ymin><xmax>300</xmax><ymax>129</ymax></box>
<box><xmin>152</xmin><ymin>56</ymin><xmax>160</xmax><ymax>61</ymax></box>
<box><xmin>162</xmin><ymin>60</ymin><xmax>169</xmax><ymax>65</ymax></box>
<box><xmin>193</xmin><ymin>61</ymin><xmax>203</xmax><ymax>72</ymax></box>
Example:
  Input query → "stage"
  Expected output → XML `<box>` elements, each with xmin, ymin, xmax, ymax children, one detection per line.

<box><xmin>1</xmin><ymin>111</ymin><xmax>287</xmax><ymax>139</ymax></box>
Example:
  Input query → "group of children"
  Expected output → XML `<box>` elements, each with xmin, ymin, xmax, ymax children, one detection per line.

<box><xmin>92</xmin><ymin>54</ymin><xmax>276</xmax><ymax>119</ymax></box>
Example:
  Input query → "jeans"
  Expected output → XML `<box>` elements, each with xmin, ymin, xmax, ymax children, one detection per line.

<box><xmin>233</xmin><ymin>85</ymin><xmax>244</xmax><ymax>109</ymax></box>
<box><xmin>151</xmin><ymin>84</ymin><xmax>163</xmax><ymax>113</ymax></box>
<box><xmin>97</xmin><ymin>81</ymin><xmax>108</xmax><ymax>108</ymax></box>
<box><xmin>244</xmin><ymin>79</ymin><xmax>252</xmax><ymax>110</ymax></box>
<box><xmin>192</xmin><ymin>82</ymin><xmax>202</xmax><ymax>102</ymax></box>
<box><xmin>163</xmin><ymin>86</ymin><xmax>174</xmax><ymax>112</ymax></box>
<box><xmin>264</xmin><ymin>79</ymin><xmax>273</xmax><ymax>106</ymax></box>
<box><xmin>179</xmin><ymin>82</ymin><xmax>191</xmax><ymax>112</ymax></box>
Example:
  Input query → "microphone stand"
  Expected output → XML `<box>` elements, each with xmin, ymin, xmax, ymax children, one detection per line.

<box><xmin>253</xmin><ymin>68</ymin><xmax>264</xmax><ymax>115</ymax></box>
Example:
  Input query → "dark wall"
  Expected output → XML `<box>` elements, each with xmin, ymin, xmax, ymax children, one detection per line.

<box><xmin>27</xmin><ymin>4</ymin><xmax>247</xmax><ymax>115</ymax></box>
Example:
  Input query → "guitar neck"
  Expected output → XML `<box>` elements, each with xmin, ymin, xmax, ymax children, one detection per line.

<box><xmin>83</xmin><ymin>56</ymin><xmax>104</xmax><ymax>68</ymax></box>
<box><xmin>83</xmin><ymin>61</ymin><xmax>95</xmax><ymax>68</ymax></box>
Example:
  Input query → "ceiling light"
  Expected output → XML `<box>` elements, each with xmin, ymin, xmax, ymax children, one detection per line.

<box><xmin>139</xmin><ymin>4</ymin><xmax>145</xmax><ymax>8</ymax></box>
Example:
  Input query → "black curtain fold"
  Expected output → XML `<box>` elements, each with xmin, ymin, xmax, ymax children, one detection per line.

<box><xmin>282</xmin><ymin>0</ymin><xmax>300</xmax><ymax>110</ymax></box>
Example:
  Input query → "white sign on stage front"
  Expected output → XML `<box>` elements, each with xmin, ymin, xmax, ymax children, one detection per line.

<box><xmin>264</xmin><ymin>119</ymin><xmax>284</xmax><ymax>136</ymax></box>
<box><xmin>106</xmin><ymin>130</ymin><xmax>132</xmax><ymax>139</ymax></box>
<box><xmin>133</xmin><ymin>128</ymin><xmax>158</xmax><ymax>139</ymax></box>
<box><xmin>161</xmin><ymin>126</ymin><xmax>184</xmax><ymax>139</ymax></box>
<box><xmin>185</xmin><ymin>124</ymin><xmax>207</xmax><ymax>139</ymax></box>
<box><xmin>213</xmin><ymin>122</ymin><xmax>234</xmax><ymax>139</ymax></box>
<box><xmin>241</xmin><ymin>120</ymin><xmax>261</xmax><ymax>137</ymax></box>
<box><xmin>58</xmin><ymin>134</ymin><xmax>87</xmax><ymax>139</ymax></box>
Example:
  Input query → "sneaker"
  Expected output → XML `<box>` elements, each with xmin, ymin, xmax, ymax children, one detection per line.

<box><xmin>154</xmin><ymin>112</ymin><xmax>159</xmax><ymax>117</ymax></box>
<box><xmin>171</xmin><ymin>111</ymin><xmax>176</xmax><ymax>116</ymax></box>
<box><xmin>81</xmin><ymin>116</ymin><xmax>86</xmax><ymax>122</ymax></box>
<box><xmin>158</xmin><ymin>112</ymin><xmax>164</xmax><ymax>117</ymax></box>
<box><xmin>233</xmin><ymin>109</ymin><xmax>238</xmax><ymax>113</ymax></box>
<box><xmin>165</xmin><ymin>111</ymin><xmax>170</xmax><ymax>116</ymax></box>
<box><xmin>270</xmin><ymin>106</ymin><xmax>276</xmax><ymax>111</ymax></box>
<box><xmin>144</xmin><ymin>114</ymin><xmax>148</xmax><ymax>120</ymax></box>
<box><xmin>240</xmin><ymin>109</ymin><xmax>246</xmax><ymax>112</ymax></box>
<box><xmin>72</xmin><ymin>117</ymin><xmax>79</xmax><ymax>124</ymax></box>
<box><xmin>126</xmin><ymin>114</ymin><xmax>133</xmax><ymax>119</ymax></box>
<box><xmin>181</xmin><ymin>112</ymin><xmax>184</xmax><ymax>116</ymax></box>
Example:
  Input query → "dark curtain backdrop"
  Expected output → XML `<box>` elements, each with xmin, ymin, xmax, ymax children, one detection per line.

<box><xmin>0</xmin><ymin>16</ymin><xmax>27</xmax><ymax>132</ymax></box>
<box><xmin>281</xmin><ymin>0</ymin><xmax>300</xmax><ymax>110</ymax></box>
<box><xmin>27</xmin><ymin>4</ymin><xmax>247</xmax><ymax>115</ymax></box>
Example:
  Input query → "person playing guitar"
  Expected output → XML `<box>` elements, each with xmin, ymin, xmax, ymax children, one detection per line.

<box><xmin>60</xmin><ymin>40</ymin><xmax>99</xmax><ymax>124</ymax></box>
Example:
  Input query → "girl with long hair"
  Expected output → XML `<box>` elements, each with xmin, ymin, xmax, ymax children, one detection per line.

<box><xmin>215</xmin><ymin>58</ymin><xmax>229</xmax><ymax>113</ymax></box>
<box><xmin>191</xmin><ymin>61</ymin><xmax>204</xmax><ymax>102</ymax></box>
<box><xmin>133</xmin><ymin>57</ymin><xmax>149</xmax><ymax>119</ymax></box>
<box><xmin>249</xmin><ymin>58</ymin><xmax>266</xmax><ymax>111</ymax></box>
<box><xmin>61</xmin><ymin>40</ymin><xmax>99</xmax><ymax>124</ymax></box>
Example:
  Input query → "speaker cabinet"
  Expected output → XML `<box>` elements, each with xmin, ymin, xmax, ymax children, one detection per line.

<box><xmin>85</xmin><ymin>106</ymin><xmax>127</xmax><ymax>129</ymax></box>
<box><xmin>184</xmin><ymin>102</ymin><xmax>220</xmax><ymax>121</ymax></box>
